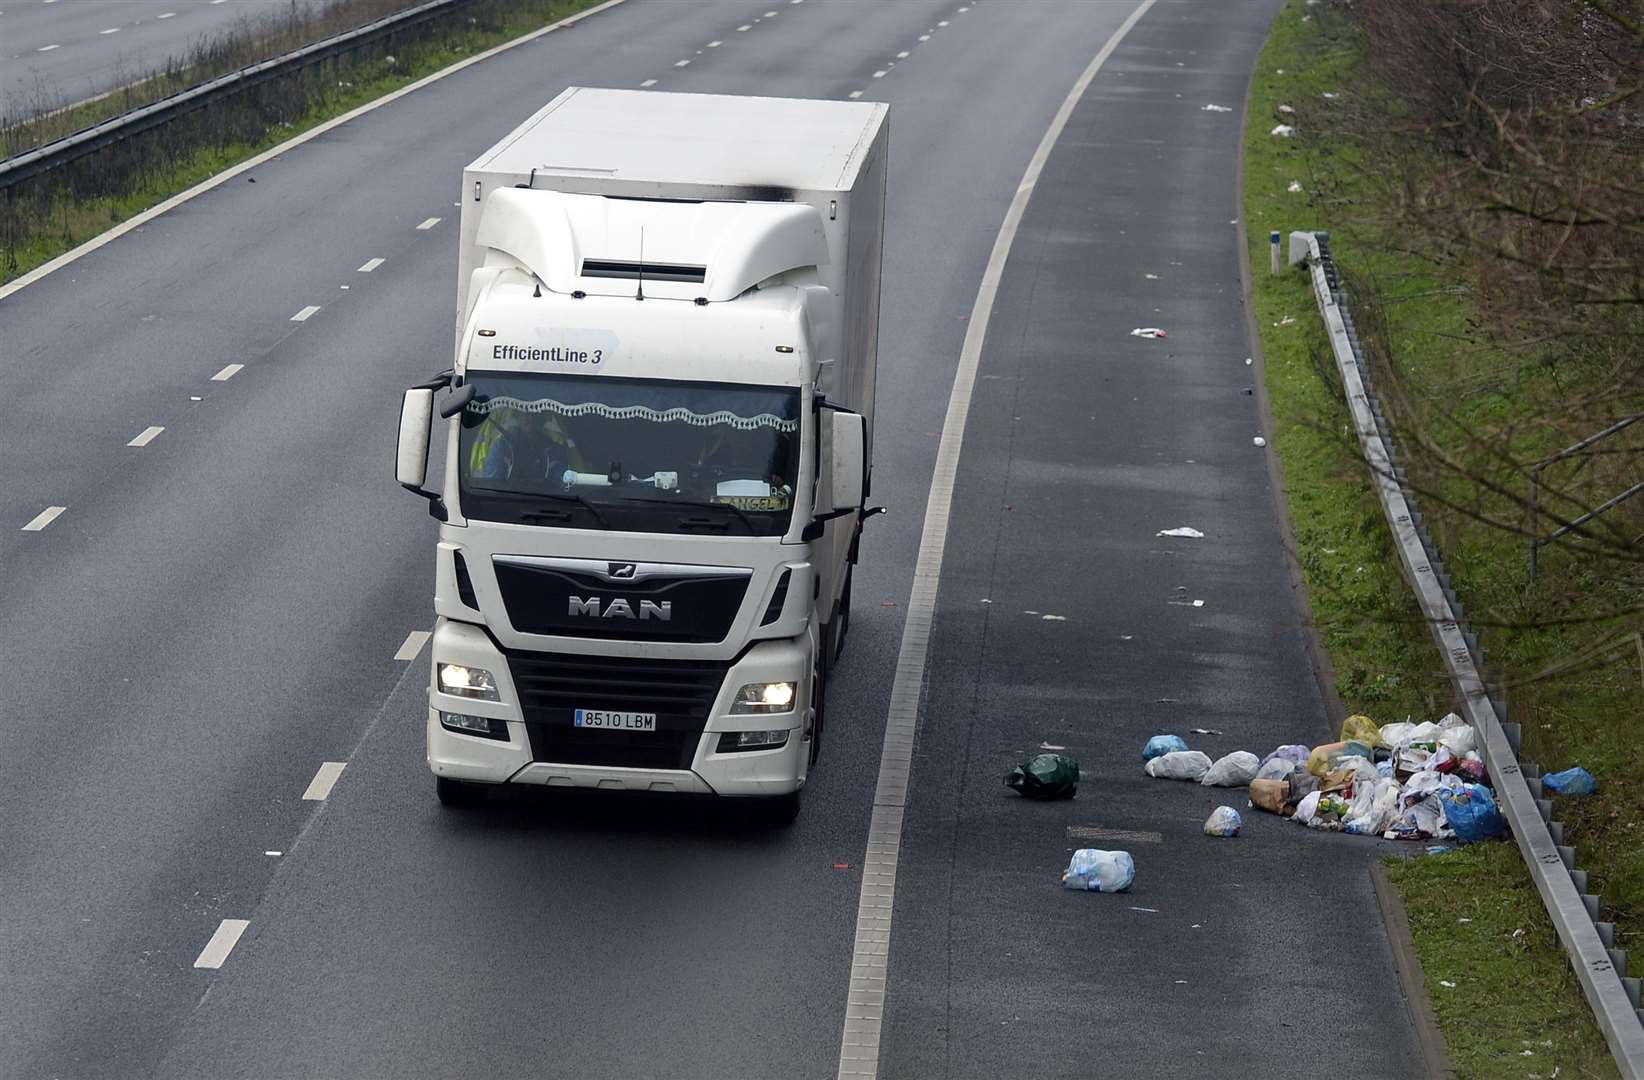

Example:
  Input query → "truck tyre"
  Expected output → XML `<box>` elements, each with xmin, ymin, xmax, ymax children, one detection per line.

<box><xmin>808</xmin><ymin>655</ymin><xmax>827</xmax><ymax>768</ymax></box>
<box><xmin>435</xmin><ymin>775</ymin><xmax>488</xmax><ymax>808</ymax></box>
<box><xmin>829</xmin><ymin>567</ymin><xmax>854</xmax><ymax>667</ymax></box>
<box><xmin>759</xmin><ymin>790</ymin><xmax>802</xmax><ymax>826</ymax></box>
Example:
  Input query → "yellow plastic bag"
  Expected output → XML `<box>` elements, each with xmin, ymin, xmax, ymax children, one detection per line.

<box><xmin>1340</xmin><ymin>714</ymin><xmax>1380</xmax><ymax>746</ymax></box>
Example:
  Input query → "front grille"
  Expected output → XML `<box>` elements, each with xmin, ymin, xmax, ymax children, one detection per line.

<box><xmin>505</xmin><ymin>649</ymin><xmax>729</xmax><ymax>770</ymax></box>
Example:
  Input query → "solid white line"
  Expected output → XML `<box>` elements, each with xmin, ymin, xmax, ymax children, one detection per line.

<box><xmin>674</xmin><ymin>58</ymin><xmax>690</xmax><ymax>67</ymax></box>
<box><xmin>37</xmin><ymin>42</ymin><xmax>58</xmax><ymax>51</ymax></box>
<box><xmin>211</xmin><ymin>362</ymin><xmax>243</xmax><ymax>381</ymax></box>
<box><xmin>394</xmin><ymin>629</ymin><xmax>430</xmax><ymax>661</ymax></box>
<box><xmin>21</xmin><ymin>506</ymin><xmax>66</xmax><ymax>532</ymax></box>
<box><xmin>416</xmin><ymin>216</ymin><xmax>440</xmax><ymax>230</ymax></box>
<box><xmin>640</xmin><ymin>78</ymin><xmax>657</xmax><ymax>87</ymax></box>
<box><xmin>127</xmin><ymin>425</ymin><xmax>164</xmax><ymax>447</ymax></box>
<box><xmin>0</xmin><ymin>0</ymin><xmax>629</xmax><ymax>303</ymax></box>
<box><xmin>357</xmin><ymin>257</ymin><xmax>384</xmax><ymax>272</ymax></box>
<box><xmin>192</xmin><ymin>919</ymin><xmax>249</xmax><ymax>969</ymax></box>
<box><xmin>302</xmin><ymin>761</ymin><xmax>346</xmax><ymax>801</ymax></box>
<box><xmin>833</xmin><ymin>4</ymin><xmax>1157</xmax><ymax>1077</ymax></box>
<box><xmin>290</xmin><ymin>305</ymin><xmax>320</xmax><ymax>322</ymax></box>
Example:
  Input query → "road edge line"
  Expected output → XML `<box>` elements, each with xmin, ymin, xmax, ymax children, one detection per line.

<box><xmin>1370</xmin><ymin>862</ymin><xmax>1457</xmax><ymax>1079</ymax></box>
<box><xmin>0</xmin><ymin>0</ymin><xmax>627</xmax><ymax>303</ymax></box>
<box><xmin>833</xmin><ymin>3</ymin><xmax>1159</xmax><ymax>1076</ymax></box>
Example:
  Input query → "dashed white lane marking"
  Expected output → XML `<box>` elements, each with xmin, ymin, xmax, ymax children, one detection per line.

<box><xmin>736</xmin><ymin>23</ymin><xmax>750</xmax><ymax>30</ymax></box>
<box><xmin>394</xmin><ymin>629</ymin><xmax>430</xmax><ymax>661</ymax></box>
<box><xmin>764</xmin><ymin>9</ymin><xmax>777</xmax><ymax>15</ymax></box>
<box><xmin>707</xmin><ymin>39</ymin><xmax>721</xmax><ymax>47</ymax></box>
<box><xmin>99</xmin><ymin>26</ymin><xmax>119</xmax><ymax>34</ymax></box>
<box><xmin>896</xmin><ymin>50</ymin><xmax>909</xmax><ymax>58</ymax></box>
<box><xmin>848</xmin><ymin>90</ymin><xmax>863</xmax><ymax>99</ymax></box>
<box><xmin>416</xmin><ymin>216</ymin><xmax>440</xmax><ymax>230</ymax></box>
<box><xmin>640</xmin><ymin>78</ymin><xmax>657</xmax><ymax>87</ymax></box>
<box><xmin>834</xmin><ymin>4</ymin><xmax>1158</xmax><ymax>1076</ymax></box>
<box><xmin>937</xmin><ymin>19</ymin><xmax>949</xmax><ymax>26</ymax></box>
<box><xmin>674</xmin><ymin>58</ymin><xmax>690</xmax><ymax>67</ymax></box>
<box><xmin>127</xmin><ymin>426</ymin><xmax>164</xmax><ymax>447</ymax></box>
<box><xmin>871</xmin><ymin>69</ymin><xmax>886</xmax><ymax>78</ymax></box>
<box><xmin>21</xmin><ymin>506</ymin><xmax>66</xmax><ymax>532</ymax></box>
<box><xmin>290</xmin><ymin>305</ymin><xmax>320</xmax><ymax>322</ymax></box>
<box><xmin>209</xmin><ymin>0</ymin><xmax>226</xmax><ymax>5</ymax></box>
<box><xmin>156</xmin><ymin>10</ymin><xmax>175</xmax><ymax>18</ymax></box>
<box><xmin>211</xmin><ymin>363</ymin><xmax>243</xmax><ymax>381</ymax></box>
<box><xmin>301</xmin><ymin>762</ymin><xmax>347</xmax><ymax>801</ymax></box>
<box><xmin>36</xmin><ymin>43</ymin><xmax>58</xmax><ymax>51</ymax></box>
<box><xmin>919</xmin><ymin>33</ymin><xmax>930</xmax><ymax>40</ymax></box>
<box><xmin>357</xmin><ymin>257</ymin><xmax>384</xmax><ymax>272</ymax></box>
<box><xmin>193</xmin><ymin>919</ymin><xmax>249</xmax><ymax>969</ymax></box>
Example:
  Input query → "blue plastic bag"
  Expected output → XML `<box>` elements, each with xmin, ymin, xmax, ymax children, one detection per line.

<box><xmin>1439</xmin><ymin>783</ymin><xmax>1504</xmax><ymax>844</ymax></box>
<box><xmin>1143</xmin><ymin>734</ymin><xmax>1189</xmax><ymax>760</ymax></box>
<box><xmin>1542</xmin><ymin>767</ymin><xmax>1597</xmax><ymax>797</ymax></box>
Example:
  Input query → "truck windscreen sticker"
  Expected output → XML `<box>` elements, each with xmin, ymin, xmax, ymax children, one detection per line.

<box><xmin>467</xmin><ymin>395</ymin><xmax>799</xmax><ymax>432</ymax></box>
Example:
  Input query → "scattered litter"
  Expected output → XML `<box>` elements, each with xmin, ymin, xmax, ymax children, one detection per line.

<box><xmin>1204</xmin><ymin>806</ymin><xmax>1243</xmax><ymax>837</ymax></box>
<box><xmin>1156</xmin><ymin>527</ymin><xmax>1205</xmax><ymax>539</ymax></box>
<box><xmin>832</xmin><ymin>862</ymin><xmax>851</xmax><ymax>870</ymax></box>
<box><xmin>1144</xmin><ymin>272</ymin><xmax>1160</xmax><ymax>279</ymax></box>
<box><xmin>1260</xmin><ymin>744</ymin><xmax>1310</xmax><ymax>770</ymax></box>
<box><xmin>1202</xmin><ymin>752</ymin><xmax>1260</xmax><ymax>787</ymax></box>
<box><xmin>1542</xmin><ymin>767</ymin><xmax>1597</xmax><ymax>796</ymax></box>
<box><xmin>1277</xmin><ymin>104</ymin><xmax>1295</xmax><ymax>113</ymax></box>
<box><xmin>1145</xmin><ymin>750</ymin><xmax>1213</xmax><ymax>782</ymax></box>
<box><xmin>1253</xmin><ymin>436</ymin><xmax>1267</xmax><ymax>447</ymax></box>
<box><xmin>1256</xmin><ymin>756</ymin><xmax>1295</xmax><ymax>782</ymax></box>
<box><xmin>1458</xmin><ymin>917</ymin><xmax>1472</xmax><ymax>923</ymax></box>
<box><xmin>1130</xmin><ymin>906</ymin><xmax>1159</xmax><ymax>913</ymax></box>
<box><xmin>1250</xmin><ymin>778</ymin><xmax>1290</xmax><ymax>814</ymax></box>
<box><xmin>1244</xmin><ymin>357</ymin><xmax>1254</xmax><ymax>365</ymax></box>
<box><xmin>1426</xmin><ymin>845</ymin><xmax>1454</xmax><ymax>855</ymax></box>
<box><xmin>980</xmin><ymin>598</ymin><xmax>993</xmax><ymax>604</ymax></box>
<box><xmin>1042</xmin><ymin>614</ymin><xmax>1066</xmax><ymax>621</ymax></box>
<box><xmin>1174</xmin><ymin>979</ymin><xmax>1188</xmax><ymax>985</ymax></box>
<box><xmin>1040</xmin><ymin>742</ymin><xmax>1066</xmax><ymax>751</ymax></box>
<box><xmin>1439</xmin><ymin>980</ymin><xmax>1456</xmax><ymax>989</ymax></box>
<box><xmin>1287</xmin><ymin>180</ymin><xmax>1304</xmax><ymax>193</ymax></box>
<box><xmin>264</xmin><ymin>850</ymin><xmax>282</xmax><ymax>856</ymax></box>
<box><xmin>1189</xmin><ymin>727</ymin><xmax>1223</xmax><ymax>736</ymax></box>
<box><xmin>1271</xmin><ymin>124</ymin><xmax>1295</xmax><ymax>137</ymax></box>
<box><xmin>1340</xmin><ymin>714</ymin><xmax>1380</xmax><ymax>745</ymax></box>
<box><xmin>1062</xmin><ymin>849</ymin><xmax>1134</xmax><ymax>892</ymax></box>
<box><xmin>1201</xmin><ymin>103</ymin><xmax>1232</xmax><ymax>112</ymax></box>
<box><xmin>1321</xmin><ymin>91</ymin><xmax>1339</xmax><ymax>99</ymax></box>
<box><xmin>1005</xmin><ymin>752</ymin><xmax>1080</xmax><ymax>800</ymax></box>
<box><xmin>1275</xmin><ymin>315</ymin><xmax>1296</xmax><ymax>326</ymax></box>
<box><xmin>1441</xmin><ymin>784</ymin><xmax>1504</xmax><ymax>843</ymax></box>
<box><xmin>1143</xmin><ymin>734</ymin><xmax>1189</xmax><ymax>760</ymax></box>
<box><xmin>1130</xmin><ymin>327</ymin><xmax>1169</xmax><ymax>339</ymax></box>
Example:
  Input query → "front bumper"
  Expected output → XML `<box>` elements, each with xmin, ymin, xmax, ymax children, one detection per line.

<box><xmin>425</xmin><ymin>619</ymin><xmax>811</xmax><ymax>797</ymax></box>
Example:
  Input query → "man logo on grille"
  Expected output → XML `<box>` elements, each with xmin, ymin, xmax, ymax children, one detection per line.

<box><xmin>569</xmin><ymin>596</ymin><xmax>671</xmax><ymax>621</ymax></box>
<box><xmin>607</xmin><ymin>562</ymin><xmax>637</xmax><ymax>580</ymax></box>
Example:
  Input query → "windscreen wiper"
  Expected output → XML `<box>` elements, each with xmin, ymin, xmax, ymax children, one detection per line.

<box><xmin>620</xmin><ymin>496</ymin><xmax>759</xmax><ymax>536</ymax></box>
<box><xmin>516</xmin><ymin>492</ymin><xmax>611</xmax><ymax>529</ymax></box>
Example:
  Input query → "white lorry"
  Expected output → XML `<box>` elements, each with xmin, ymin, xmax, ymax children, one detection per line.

<box><xmin>396</xmin><ymin>88</ymin><xmax>888</xmax><ymax>822</ymax></box>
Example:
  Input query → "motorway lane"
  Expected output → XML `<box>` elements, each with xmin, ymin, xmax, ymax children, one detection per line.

<box><xmin>879</xmin><ymin>2</ymin><xmax>1425</xmax><ymax>1076</ymax></box>
<box><xmin>1</xmin><ymin>0</ymin><xmax>302</xmax><ymax>116</ymax></box>
<box><xmin>0</xmin><ymin>1</ymin><xmax>1150</xmax><ymax>1077</ymax></box>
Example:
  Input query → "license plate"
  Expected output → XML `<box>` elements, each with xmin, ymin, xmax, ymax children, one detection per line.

<box><xmin>574</xmin><ymin>709</ymin><xmax>657</xmax><ymax>732</ymax></box>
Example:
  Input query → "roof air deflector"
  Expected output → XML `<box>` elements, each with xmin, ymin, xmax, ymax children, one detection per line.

<box><xmin>581</xmin><ymin>259</ymin><xmax>706</xmax><ymax>283</ymax></box>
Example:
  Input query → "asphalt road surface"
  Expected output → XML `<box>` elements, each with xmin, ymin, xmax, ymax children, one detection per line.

<box><xmin>2</xmin><ymin>0</ymin><xmax>323</xmax><ymax>117</ymax></box>
<box><xmin>0</xmin><ymin>1</ymin><xmax>1425</xmax><ymax>1077</ymax></box>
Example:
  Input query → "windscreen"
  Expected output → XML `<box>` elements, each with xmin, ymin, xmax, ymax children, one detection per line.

<box><xmin>457</xmin><ymin>371</ymin><xmax>802</xmax><ymax>536</ymax></box>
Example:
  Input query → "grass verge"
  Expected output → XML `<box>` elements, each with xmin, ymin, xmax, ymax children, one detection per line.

<box><xmin>1242</xmin><ymin>2</ymin><xmax>1628</xmax><ymax>1075</ymax></box>
<box><xmin>2</xmin><ymin>0</ymin><xmax>607</xmax><ymax>285</ymax></box>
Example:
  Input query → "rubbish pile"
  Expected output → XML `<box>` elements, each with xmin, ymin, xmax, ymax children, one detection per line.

<box><xmin>1143</xmin><ymin>712</ymin><xmax>1511</xmax><ymax>844</ymax></box>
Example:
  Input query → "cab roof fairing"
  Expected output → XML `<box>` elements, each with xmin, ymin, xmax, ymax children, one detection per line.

<box><xmin>455</xmin><ymin>271</ymin><xmax>812</xmax><ymax>388</ymax></box>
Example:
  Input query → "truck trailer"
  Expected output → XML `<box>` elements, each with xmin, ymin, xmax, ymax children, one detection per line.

<box><xmin>395</xmin><ymin>87</ymin><xmax>888</xmax><ymax>822</ymax></box>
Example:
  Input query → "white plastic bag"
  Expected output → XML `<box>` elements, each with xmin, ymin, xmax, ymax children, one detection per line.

<box><xmin>1401</xmin><ymin>769</ymin><xmax>1463</xmax><ymax>804</ymax></box>
<box><xmin>1343</xmin><ymin>778</ymin><xmax>1401</xmax><ymax>835</ymax></box>
<box><xmin>1406</xmin><ymin>721</ymin><xmax>1443</xmax><ymax>743</ymax></box>
<box><xmin>1062</xmin><ymin>849</ymin><xmax>1135</xmax><ymax>892</ymax></box>
<box><xmin>1291</xmin><ymin>790</ymin><xmax>1322</xmax><ymax>825</ymax></box>
<box><xmin>1255</xmin><ymin>756</ymin><xmax>1295</xmax><ymax>782</ymax></box>
<box><xmin>1144</xmin><ymin>750</ymin><xmax>1213</xmax><ymax>781</ymax></box>
<box><xmin>1378</xmin><ymin>721</ymin><xmax>1415</xmax><ymax>748</ymax></box>
<box><xmin>1333</xmin><ymin>755</ymin><xmax>1379</xmax><ymax>783</ymax></box>
<box><xmin>1201</xmin><ymin>751</ymin><xmax>1261</xmax><ymax>787</ymax></box>
<box><xmin>1438</xmin><ymin>725</ymin><xmax>1477</xmax><ymax>756</ymax></box>
<box><xmin>1204</xmin><ymin>806</ymin><xmax>1243</xmax><ymax>837</ymax></box>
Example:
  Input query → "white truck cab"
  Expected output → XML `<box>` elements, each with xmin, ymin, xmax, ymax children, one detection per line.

<box><xmin>395</xmin><ymin>89</ymin><xmax>888</xmax><ymax>822</ymax></box>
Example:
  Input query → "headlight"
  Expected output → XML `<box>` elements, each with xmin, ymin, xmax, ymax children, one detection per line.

<box><xmin>437</xmin><ymin>663</ymin><xmax>499</xmax><ymax>701</ymax></box>
<box><xmin>731</xmin><ymin>681</ymin><xmax>796</xmax><ymax>714</ymax></box>
<box><xmin>440</xmin><ymin>711</ymin><xmax>508</xmax><ymax>740</ymax></box>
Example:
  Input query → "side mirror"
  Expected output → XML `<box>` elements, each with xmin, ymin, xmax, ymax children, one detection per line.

<box><xmin>828</xmin><ymin>410</ymin><xmax>866</xmax><ymax>513</ymax></box>
<box><xmin>397</xmin><ymin>388</ymin><xmax>434</xmax><ymax>489</ymax></box>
